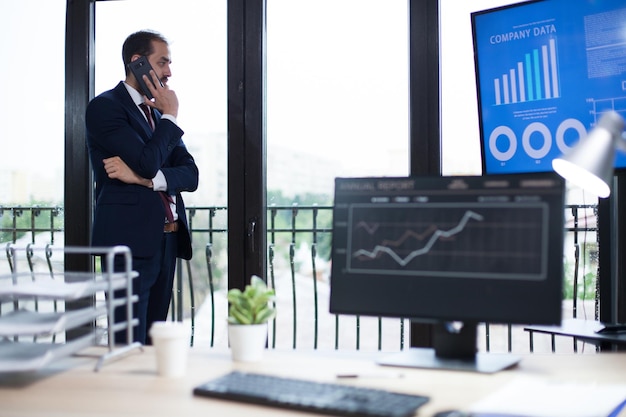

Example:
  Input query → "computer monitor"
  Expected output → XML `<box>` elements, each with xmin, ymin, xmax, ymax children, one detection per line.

<box><xmin>472</xmin><ymin>0</ymin><xmax>626</xmax><ymax>175</ymax></box>
<box><xmin>329</xmin><ymin>172</ymin><xmax>565</xmax><ymax>373</ymax></box>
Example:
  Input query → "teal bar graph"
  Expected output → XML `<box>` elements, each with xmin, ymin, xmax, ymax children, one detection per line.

<box><xmin>533</xmin><ymin>49</ymin><xmax>542</xmax><ymax>100</ymax></box>
<box><xmin>493</xmin><ymin>38</ymin><xmax>559</xmax><ymax>106</ymax></box>
<box><xmin>525</xmin><ymin>53</ymin><xmax>534</xmax><ymax>101</ymax></box>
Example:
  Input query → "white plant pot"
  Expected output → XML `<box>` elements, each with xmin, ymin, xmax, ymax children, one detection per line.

<box><xmin>228</xmin><ymin>323</ymin><xmax>268</xmax><ymax>362</ymax></box>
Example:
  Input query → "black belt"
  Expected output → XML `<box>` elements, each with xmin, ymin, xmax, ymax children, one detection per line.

<box><xmin>164</xmin><ymin>222</ymin><xmax>178</xmax><ymax>233</ymax></box>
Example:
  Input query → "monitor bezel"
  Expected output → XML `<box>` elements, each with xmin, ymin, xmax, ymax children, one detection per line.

<box><xmin>329</xmin><ymin>173</ymin><xmax>565</xmax><ymax>327</ymax></box>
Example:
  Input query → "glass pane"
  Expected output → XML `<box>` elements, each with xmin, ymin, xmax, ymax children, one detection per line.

<box><xmin>440</xmin><ymin>0</ymin><xmax>523</xmax><ymax>176</ymax></box>
<box><xmin>0</xmin><ymin>0</ymin><xmax>65</xmax><ymax>246</ymax></box>
<box><xmin>266</xmin><ymin>0</ymin><xmax>409</xmax><ymax>350</ymax></box>
<box><xmin>95</xmin><ymin>0</ymin><xmax>227</xmax><ymax>207</ymax></box>
<box><xmin>95</xmin><ymin>0</ymin><xmax>228</xmax><ymax>345</ymax></box>
<box><xmin>267</xmin><ymin>0</ymin><xmax>409</xmax><ymax>195</ymax></box>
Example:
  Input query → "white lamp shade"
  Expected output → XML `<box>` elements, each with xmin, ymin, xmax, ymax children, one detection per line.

<box><xmin>552</xmin><ymin>111</ymin><xmax>625</xmax><ymax>198</ymax></box>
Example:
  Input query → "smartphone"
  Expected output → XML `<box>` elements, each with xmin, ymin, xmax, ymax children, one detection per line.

<box><xmin>128</xmin><ymin>56</ymin><xmax>163</xmax><ymax>99</ymax></box>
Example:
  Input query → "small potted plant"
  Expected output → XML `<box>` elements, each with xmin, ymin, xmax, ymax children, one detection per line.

<box><xmin>226</xmin><ymin>275</ymin><xmax>276</xmax><ymax>362</ymax></box>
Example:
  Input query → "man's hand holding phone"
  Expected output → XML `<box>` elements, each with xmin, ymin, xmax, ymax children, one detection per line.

<box><xmin>142</xmin><ymin>70</ymin><xmax>179</xmax><ymax>118</ymax></box>
<box><xmin>128</xmin><ymin>56</ymin><xmax>178</xmax><ymax>118</ymax></box>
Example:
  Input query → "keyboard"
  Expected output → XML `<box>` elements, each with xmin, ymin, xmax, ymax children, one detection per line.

<box><xmin>193</xmin><ymin>371</ymin><xmax>429</xmax><ymax>417</ymax></box>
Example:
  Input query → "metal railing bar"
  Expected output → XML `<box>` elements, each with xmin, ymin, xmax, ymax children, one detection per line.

<box><xmin>205</xmin><ymin>244</ymin><xmax>216</xmax><ymax>348</ymax></box>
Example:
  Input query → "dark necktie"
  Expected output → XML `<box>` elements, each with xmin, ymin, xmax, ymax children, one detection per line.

<box><xmin>139</xmin><ymin>103</ymin><xmax>155</xmax><ymax>130</ymax></box>
<box><xmin>159</xmin><ymin>192</ymin><xmax>175</xmax><ymax>223</ymax></box>
<box><xmin>139</xmin><ymin>103</ymin><xmax>175</xmax><ymax>224</ymax></box>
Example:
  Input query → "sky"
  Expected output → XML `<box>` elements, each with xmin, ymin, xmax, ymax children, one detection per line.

<box><xmin>0</xmin><ymin>0</ymin><xmax>66</xmax><ymax>175</ymax></box>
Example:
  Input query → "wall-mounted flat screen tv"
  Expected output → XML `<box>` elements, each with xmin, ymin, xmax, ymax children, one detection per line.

<box><xmin>472</xmin><ymin>0</ymin><xmax>626</xmax><ymax>175</ymax></box>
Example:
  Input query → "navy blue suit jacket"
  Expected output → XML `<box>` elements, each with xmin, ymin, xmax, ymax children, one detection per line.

<box><xmin>85</xmin><ymin>82</ymin><xmax>199</xmax><ymax>260</ymax></box>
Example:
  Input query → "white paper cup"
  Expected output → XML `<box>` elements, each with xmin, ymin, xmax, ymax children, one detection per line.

<box><xmin>149</xmin><ymin>321</ymin><xmax>189</xmax><ymax>378</ymax></box>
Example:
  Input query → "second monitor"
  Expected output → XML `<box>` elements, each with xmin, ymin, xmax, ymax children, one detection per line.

<box><xmin>329</xmin><ymin>172</ymin><xmax>565</xmax><ymax>372</ymax></box>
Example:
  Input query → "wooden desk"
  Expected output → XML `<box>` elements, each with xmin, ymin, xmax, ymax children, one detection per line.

<box><xmin>0</xmin><ymin>346</ymin><xmax>625</xmax><ymax>417</ymax></box>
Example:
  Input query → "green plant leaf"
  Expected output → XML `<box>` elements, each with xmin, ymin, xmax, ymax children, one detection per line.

<box><xmin>227</xmin><ymin>275</ymin><xmax>277</xmax><ymax>324</ymax></box>
<box><xmin>229</xmin><ymin>304</ymin><xmax>252</xmax><ymax>324</ymax></box>
<box><xmin>255</xmin><ymin>307</ymin><xmax>276</xmax><ymax>324</ymax></box>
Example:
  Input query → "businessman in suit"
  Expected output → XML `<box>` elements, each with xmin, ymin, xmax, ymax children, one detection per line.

<box><xmin>85</xmin><ymin>30</ymin><xmax>199</xmax><ymax>345</ymax></box>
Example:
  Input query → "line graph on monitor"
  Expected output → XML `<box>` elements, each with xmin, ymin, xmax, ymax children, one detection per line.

<box><xmin>346</xmin><ymin>202</ymin><xmax>549</xmax><ymax>281</ymax></box>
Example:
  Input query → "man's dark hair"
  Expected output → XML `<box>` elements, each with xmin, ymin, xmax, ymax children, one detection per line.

<box><xmin>122</xmin><ymin>30</ymin><xmax>168</xmax><ymax>75</ymax></box>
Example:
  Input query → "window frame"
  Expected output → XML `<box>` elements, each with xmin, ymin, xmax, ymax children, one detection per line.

<box><xmin>65</xmin><ymin>1</ymin><xmax>626</xmax><ymax>340</ymax></box>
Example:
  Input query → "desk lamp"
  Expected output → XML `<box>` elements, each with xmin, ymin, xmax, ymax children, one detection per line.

<box><xmin>552</xmin><ymin>110</ymin><xmax>626</xmax><ymax>333</ymax></box>
<box><xmin>552</xmin><ymin>111</ymin><xmax>626</xmax><ymax>198</ymax></box>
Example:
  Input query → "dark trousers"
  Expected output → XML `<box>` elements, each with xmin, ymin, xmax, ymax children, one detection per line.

<box><xmin>107</xmin><ymin>231</ymin><xmax>178</xmax><ymax>345</ymax></box>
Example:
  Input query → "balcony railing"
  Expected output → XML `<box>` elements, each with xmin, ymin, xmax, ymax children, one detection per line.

<box><xmin>0</xmin><ymin>203</ymin><xmax>600</xmax><ymax>353</ymax></box>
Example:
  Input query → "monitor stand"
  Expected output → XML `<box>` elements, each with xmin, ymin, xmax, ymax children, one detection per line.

<box><xmin>377</xmin><ymin>322</ymin><xmax>520</xmax><ymax>374</ymax></box>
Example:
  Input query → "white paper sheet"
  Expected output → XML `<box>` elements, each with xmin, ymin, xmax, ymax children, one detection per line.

<box><xmin>469</xmin><ymin>377</ymin><xmax>626</xmax><ymax>417</ymax></box>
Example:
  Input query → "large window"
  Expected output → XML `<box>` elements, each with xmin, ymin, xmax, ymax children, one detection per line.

<box><xmin>265</xmin><ymin>0</ymin><xmax>409</xmax><ymax>349</ymax></box>
<box><xmin>94</xmin><ymin>0</ymin><xmax>229</xmax><ymax>342</ymax></box>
